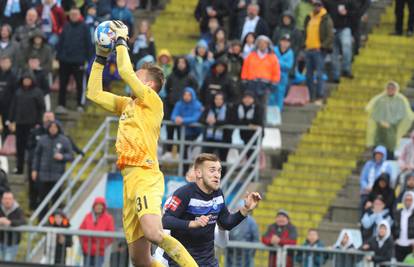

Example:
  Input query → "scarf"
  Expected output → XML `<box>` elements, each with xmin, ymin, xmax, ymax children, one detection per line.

<box><xmin>133</xmin><ymin>34</ymin><xmax>149</xmax><ymax>54</ymax></box>
<box><xmin>206</xmin><ymin>105</ymin><xmax>227</xmax><ymax>140</ymax></box>
<box><xmin>4</xmin><ymin>0</ymin><xmax>20</xmax><ymax>17</ymax></box>
<box><xmin>41</xmin><ymin>4</ymin><xmax>53</xmax><ymax>33</ymax></box>
<box><xmin>238</xmin><ymin>104</ymin><xmax>255</xmax><ymax>121</ymax></box>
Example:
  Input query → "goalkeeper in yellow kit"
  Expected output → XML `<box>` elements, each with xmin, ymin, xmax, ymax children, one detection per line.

<box><xmin>86</xmin><ymin>20</ymin><xmax>198</xmax><ymax>267</ymax></box>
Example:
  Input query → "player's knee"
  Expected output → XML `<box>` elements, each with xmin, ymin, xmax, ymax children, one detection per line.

<box><xmin>130</xmin><ymin>252</ymin><xmax>151</xmax><ymax>267</ymax></box>
<box><xmin>143</xmin><ymin>228</ymin><xmax>164</xmax><ymax>244</ymax></box>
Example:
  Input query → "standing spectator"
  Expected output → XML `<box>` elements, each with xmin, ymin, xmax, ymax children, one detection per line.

<box><xmin>0</xmin><ymin>0</ymin><xmax>30</xmax><ymax>29</ymax></box>
<box><xmin>333</xmin><ymin>229</ymin><xmax>361</xmax><ymax>267</ymax></box>
<box><xmin>0</xmin><ymin>55</ymin><xmax>17</xmax><ymax>141</ymax></box>
<box><xmin>396</xmin><ymin>174</ymin><xmax>414</xmax><ymax>208</ymax></box>
<box><xmin>360</xmin><ymin>146</ymin><xmax>392</xmax><ymax>208</ymax></box>
<box><xmin>366</xmin><ymin>81</ymin><xmax>414</xmax><ymax>160</ymax></box>
<box><xmin>323</xmin><ymin>0</ymin><xmax>356</xmax><ymax>81</ymax></box>
<box><xmin>35</xmin><ymin>0</ymin><xmax>66</xmax><ymax>47</ymax></box>
<box><xmin>226</xmin><ymin>200</ymin><xmax>259</xmax><ymax>267</ymax></box>
<box><xmin>209</xmin><ymin>28</ymin><xmax>228</xmax><ymax>59</ymax></box>
<box><xmin>13</xmin><ymin>8</ymin><xmax>40</xmax><ymax>48</ymax></box>
<box><xmin>351</xmin><ymin>0</ymin><xmax>370</xmax><ymax>55</ymax></box>
<box><xmin>398</xmin><ymin>131</ymin><xmax>414</xmax><ymax>188</ymax></box>
<box><xmin>235</xmin><ymin>91</ymin><xmax>264</xmax><ymax>145</ymax></box>
<box><xmin>264</xmin><ymin>0</ymin><xmax>290</xmax><ymax>33</ymax></box>
<box><xmin>272</xmin><ymin>12</ymin><xmax>303</xmax><ymax>57</ymax></box>
<box><xmin>304</xmin><ymin>0</ymin><xmax>334</xmax><ymax>104</ymax></box>
<box><xmin>85</xmin><ymin>0</ymin><xmax>111</xmax><ymax>21</ymax></box>
<box><xmin>111</xmin><ymin>0</ymin><xmax>134</xmax><ymax>35</ymax></box>
<box><xmin>0</xmin><ymin>191</ymin><xmax>26</xmax><ymax>261</ymax></box>
<box><xmin>228</xmin><ymin>0</ymin><xmax>265</xmax><ymax>39</ymax></box>
<box><xmin>404</xmin><ymin>245</ymin><xmax>414</xmax><ymax>264</ymax></box>
<box><xmin>242</xmin><ymin>32</ymin><xmax>256</xmax><ymax>59</ymax></box>
<box><xmin>366</xmin><ymin>173</ymin><xmax>395</xmax><ymax>211</ymax></box>
<box><xmin>295</xmin><ymin>0</ymin><xmax>314</xmax><ymax>32</ymax></box>
<box><xmin>241</xmin><ymin>35</ymin><xmax>281</xmax><ymax>107</ymax></box>
<box><xmin>393</xmin><ymin>0</ymin><xmax>414</xmax><ymax>36</ymax></box>
<box><xmin>200</xmin><ymin>17</ymin><xmax>220</xmax><ymax>45</ymax></box>
<box><xmin>262</xmin><ymin>209</ymin><xmax>298</xmax><ymax>267</ymax></box>
<box><xmin>296</xmin><ymin>229</ymin><xmax>328</xmax><ymax>267</ymax></box>
<box><xmin>56</xmin><ymin>6</ymin><xmax>92</xmax><ymax>113</ymax></box>
<box><xmin>187</xmin><ymin>39</ymin><xmax>214</xmax><ymax>88</ymax></box>
<box><xmin>392</xmin><ymin>191</ymin><xmax>414</xmax><ymax>262</ymax></box>
<box><xmin>46</xmin><ymin>209</ymin><xmax>72</xmax><ymax>265</ymax></box>
<box><xmin>32</xmin><ymin>121</ymin><xmax>74</xmax><ymax>219</ymax></box>
<box><xmin>27</xmin><ymin>55</ymin><xmax>51</xmax><ymax>110</ymax></box>
<box><xmin>361</xmin><ymin>196</ymin><xmax>393</xmax><ymax>241</ymax></box>
<box><xmin>80</xmin><ymin>197</ymin><xmax>115</xmax><ymax>267</ymax></box>
<box><xmin>194</xmin><ymin>0</ymin><xmax>229</xmax><ymax>34</ymax></box>
<box><xmin>220</xmin><ymin>40</ymin><xmax>244</xmax><ymax>86</ymax></box>
<box><xmin>8</xmin><ymin>71</ymin><xmax>45</xmax><ymax>174</ymax></box>
<box><xmin>129</xmin><ymin>20</ymin><xmax>156</xmax><ymax>67</ymax></box>
<box><xmin>271</xmin><ymin>34</ymin><xmax>294</xmax><ymax>111</ymax></box>
<box><xmin>238</xmin><ymin>3</ymin><xmax>268</xmax><ymax>41</ymax></box>
<box><xmin>361</xmin><ymin>220</ymin><xmax>394</xmax><ymax>266</ymax></box>
<box><xmin>0</xmin><ymin>24</ymin><xmax>19</xmax><ymax>66</ymax></box>
<box><xmin>85</xmin><ymin>3</ymin><xmax>99</xmax><ymax>46</ymax></box>
<box><xmin>20</xmin><ymin>29</ymin><xmax>53</xmax><ymax>76</ymax></box>
<box><xmin>200</xmin><ymin>60</ymin><xmax>236</xmax><ymax>106</ymax></box>
<box><xmin>200</xmin><ymin>92</ymin><xmax>233</xmax><ymax>162</ymax></box>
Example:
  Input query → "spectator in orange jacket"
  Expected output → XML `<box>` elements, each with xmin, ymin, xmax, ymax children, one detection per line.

<box><xmin>80</xmin><ymin>197</ymin><xmax>115</xmax><ymax>267</ymax></box>
<box><xmin>241</xmin><ymin>35</ymin><xmax>280</xmax><ymax>108</ymax></box>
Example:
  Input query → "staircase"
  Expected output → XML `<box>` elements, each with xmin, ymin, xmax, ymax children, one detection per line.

<box><xmin>253</xmin><ymin>2</ymin><xmax>414</xmax><ymax>266</ymax></box>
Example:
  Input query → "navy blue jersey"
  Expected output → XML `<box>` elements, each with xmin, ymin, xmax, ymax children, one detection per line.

<box><xmin>162</xmin><ymin>183</ymin><xmax>246</xmax><ymax>266</ymax></box>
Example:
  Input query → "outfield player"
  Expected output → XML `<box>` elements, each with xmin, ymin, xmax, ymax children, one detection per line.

<box><xmin>86</xmin><ymin>20</ymin><xmax>197</xmax><ymax>267</ymax></box>
<box><xmin>162</xmin><ymin>153</ymin><xmax>261</xmax><ymax>266</ymax></box>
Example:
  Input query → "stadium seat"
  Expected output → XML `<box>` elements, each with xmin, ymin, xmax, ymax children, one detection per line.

<box><xmin>266</xmin><ymin>106</ymin><xmax>281</xmax><ymax>126</ymax></box>
<box><xmin>284</xmin><ymin>85</ymin><xmax>310</xmax><ymax>106</ymax></box>
<box><xmin>262</xmin><ymin>128</ymin><xmax>281</xmax><ymax>150</ymax></box>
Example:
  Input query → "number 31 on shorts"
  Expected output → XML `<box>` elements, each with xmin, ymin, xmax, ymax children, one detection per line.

<box><xmin>136</xmin><ymin>196</ymin><xmax>148</xmax><ymax>213</ymax></box>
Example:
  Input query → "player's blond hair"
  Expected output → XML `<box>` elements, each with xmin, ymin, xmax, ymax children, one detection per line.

<box><xmin>140</xmin><ymin>62</ymin><xmax>165</xmax><ymax>92</ymax></box>
<box><xmin>194</xmin><ymin>153</ymin><xmax>220</xmax><ymax>169</ymax></box>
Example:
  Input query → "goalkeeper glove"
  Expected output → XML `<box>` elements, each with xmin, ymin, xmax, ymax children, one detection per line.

<box><xmin>110</xmin><ymin>20</ymin><xmax>129</xmax><ymax>41</ymax></box>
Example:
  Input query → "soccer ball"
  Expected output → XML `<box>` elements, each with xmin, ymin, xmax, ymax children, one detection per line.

<box><xmin>94</xmin><ymin>21</ymin><xmax>116</xmax><ymax>52</ymax></box>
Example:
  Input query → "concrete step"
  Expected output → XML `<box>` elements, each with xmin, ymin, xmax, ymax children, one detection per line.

<box><xmin>318</xmin><ymin>220</ymin><xmax>359</xmax><ymax>246</ymax></box>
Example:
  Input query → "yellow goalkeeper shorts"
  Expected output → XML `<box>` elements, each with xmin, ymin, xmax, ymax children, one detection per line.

<box><xmin>121</xmin><ymin>166</ymin><xmax>164</xmax><ymax>244</ymax></box>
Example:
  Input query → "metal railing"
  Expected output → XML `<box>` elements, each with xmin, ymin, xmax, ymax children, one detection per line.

<box><xmin>380</xmin><ymin>262</ymin><xmax>414</xmax><ymax>267</ymax></box>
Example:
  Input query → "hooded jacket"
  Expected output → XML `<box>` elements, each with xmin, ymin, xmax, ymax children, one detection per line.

<box><xmin>272</xmin><ymin>12</ymin><xmax>303</xmax><ymax>55</ymax></box>
<box><xmin>0</xmin><ymin>38</ymin><xmax>19</xmax><ymax>66</ymax></box>
<box><xmin>0</xmin><ymin>67</ymin><xmax>17</xmax><ymax>120</ymax></box>
<box><xmin>20</xmin><ymin>29</ymin><xmax>53</xmax><ymax>74</ymax></box>
<box><xmin>171</xmin><ymin>87</ymin><xmax>203</xmax><ymax>137</ymax></box>
<box><xmin>80</xmin><ymin>197</ymin><xmax>115</xmax><ymax>256</ymax></box>
<box><xmin>8</xmin><ymin>72</ymin><xmax>45</xmax><ymax>125</ymax></box>
<box><xmin>367</xmin><ymin>173</ymin><xmax>395</xmax><ymax>210</ymax></box>
<box><xmin>361</xmin><ymin>198</ymin><xmax>393</xmax><ymax>241</ymax></box>
<box><xmin>57</xmin><ymin>19</ymin><xmax>92</xmax><ymax>64</ymax></box>
<box><xmin>32</xmin><ymin>121</ymin><xmax>74</xmax><ymax>182</ymax></box>
<box><xmin>363</xmin><ymin>220</ymin><xmax>394</xmax><ymax>265</ymax></box>
<box><xmin>333</xmin><ymin>229</ymin><xmax>361</xmax><ymax>267</ymax></box>
<box><xmin>360</xmin><ymin>146</ymin><xmax>392</xmax><ymax>193</ymax></box>
<box><xmin>0</xmin><ymin>200</ymin><xmax>26</xmax><ymax>245</ymax></box>
<box><xmin>393</xmin><ymin>191</ymin><xmax>414</xmax><ymax>244</ymax></box>
<box><xmin>187</xmin><ymin>40</ymin><xmax>214</xmax><ymax>88</ymax></box>
<box><xmin>157</xmin><ymin>49</ymin><xmax>173</xmax><ymax>77</ymax></box>
<box><xmin>47</xmin><ymin>209</ymin><xmax>72</xmax><ymax>263</ymax></box>
<box><xmin>304</xmin><ymin>8</ymin><xmax>334</xmax><ymax>52</ymax></box>
<box><xmin>264</xmin><ymin>0</ymin><xmax>290</xmax><ymax>30</ymax></box>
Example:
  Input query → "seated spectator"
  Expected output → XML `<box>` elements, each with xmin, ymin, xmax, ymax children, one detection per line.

<box><xmin>396</xmin><ymin>173</ymin><xmax>414</xmax><ymax>208</ymax></box>
<box><xmin>228</xmin><ymin>0</ymin><xmax>265</xmax><ymax>39</ymax></box>
<box><xmin>272</xmin><ymin>12</ymin><xmax>303</xmax><ymax>58</ymax></box>
<box><xmin>157</xmin><ymin>49</ymin><xmax>173</xmax><ymax>79</ymax></box>
<box><xmin>209</xmin><ymin>28</ymin><xmax>228</xmax><ymax>59</ymax></box>
<box><xmin>56</xmin><ymin>6</ymin><xmax>92</xmax><ymax>114</ymax></box>
<box><xmin>111</xmin><ymin>0</ymin><xmax>134</xmax><ymax>34</ymax></box>
<box><xmin>194</xmin><ymin>0</ymin><xmax>229</xmax><ymax>34</ymax></box>
<box><xmin>187</xmin><ymin>40</ymin><xmax>214</xmax><ymax>88</ymax></box>
<box><xmin>220</xmin><ymin>40</ymin><xmax>243</xmax><ymax>86</ymax></box>
<box><xmin>398</xmin><ymin>131</ymin><xmax>414</xmax><ymax>187</ymax></box>
<box><xmin>35</xmin><ymin>0</ymin><xmax>66</xmax><ymax>47</ymax></box>
<box><xmin>392</xmin><ymin>191</ymin><xmax>414</xmax><ymax>262</ymax></box>
<box><xmin>238</xmin><ymin>3</ymin><xmax>268</xmax><ymax>41</ymax></box>
<box><xmin>200</xmin><ymin>93</ymin><xmax>233</xmax><ymax>162</ymax></box>
<box><xmin>201</xmin><ymin>60</ymin><xmax>236</xmax><ymax>106</ymax></box>
<box><xmin>226</xmin><ymin>200</ymin><xmax>259</xmax><ymax>267</ymax></box>
<box><xmin>393</xmin><ymin>0</ymin><xmax>414</xmax><ymax>36</ymax></box>
<box><xmin>0</xmin><ymin>169</ymin><xmax>10</xmax><ymax>199</ymax></box>
<box><xmin>235</xmin><ymin>91</ymin><xmax>264</xmax><ymax>145</ymax></box>
<box><xmin>0</xmin><ymin>0</ymin><xmax>29</xmax><ymax>29</ymax></box>
<box><xmin>333</xmin><ymin>229</ymin><xmax>360</xmax><ymax>267</ymax></box>
<box><xmin>129</xmin><ymin>20</ymin><xmax>155</xmax><ymax>68</ymax></box>
<box><xmin>80</xmin><ymin>197</ymin><xmax>115</xmax><ymax>267</ymax></box>
<box><xmin>32</xmin><ymin>121</ymin><xmax>74</xmax><ymax>219</ymax></box>
<box><xmin>296</xmin><ymin>229</ymin><xmax>328</xmax><ymax>267</ymax></box>
<box><xmin>46</xmin><ymin>209</ymin><xmax>72</xmax><ymax>265</ymax></box>
<box><xmin>271</xmin><ymin>34</ymin><xmax>294</xmax><ymax>111</ymax></box>
<box><xmin>262</xmin><ymin>209</ymin><xmax>297</xmax><ymax>267</ymax></box>
<box><xmin>85</xmin><ymin>0</ymin><xmax>111</xmax><ymax>21</ymax></box>
<box><xmin>241</xmin><ymin>35</ymin><xmax>281</xmax><ymax>107</ymax></box>
<box><xmin>13</xmin><ymin>8</ymin><xmax>40</xmax><ymax>48</ymax></box>
<box><xmin>304</xmin><ymin>0</ymin><xmax>333</xmax><ymax>104</ymax></box>
<box><xmin>8</xmin><ymin>71</ymin><xmax>45</xmax><ymax>174</ymax></box>
<box><xmin>404</xmin><ymin>244</ymin><xmax>414</xmax><ymax>264</ymax></box>
<box><xmin>366</xmin><ymin>81</ymin><xmax>414</xmax><ymax>160</ymax></box>
<box><xmin>0</xmin><ymin>55</ymin><xmax>17</xmax><ymax>140</ymax></box>
<box><xmin>242</xmin><ymin>32</ymin><xmax>256</xmax><ymax>59</ymax></box>
<box><xmin>0</xmin><ymin>24</ymin><xmax>19</xmax><ymax>67</ymax></box>
<box><xmin>361</xmin><ymin>220</ymin><xmax>394</xmax><ymax>266</ymax></box>
<box><xmin>0</xmin><ymin>191</ymin><xmax>26</xmax><ymax>261</ymax></box>
<box><xmin>366</xmin><ymin>173</ymin><xmax>395</xmax><ymax>211</ymax></box>
<box><xmin>361</xmin><ymin>196</ymin><xmax>393</xmax><ymax>241</ymax></box>
<box><xmin>20</xmin><ymin>29</ymin><xmax>53</xmax><ymax>75</ymax></box>
<box><xmin>359</xmin><ymin>145</ymin><xmax>392</xmax><ymax>208</ymax></box>
<box><xmin>264</xmin><ymin>0</ymin><xmax>290</xmax><ymax>33</ymax></box>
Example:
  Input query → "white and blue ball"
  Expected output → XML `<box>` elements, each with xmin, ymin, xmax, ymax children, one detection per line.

<box><xmin>94</xmin><ymin>21</ymin><xmax>116</xmax><ymax>52</ymax></box>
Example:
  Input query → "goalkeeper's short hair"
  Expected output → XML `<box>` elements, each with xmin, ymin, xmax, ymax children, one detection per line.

<box><xmin>140</xmin><ymin>62</ymin><xmax>165</xmax><ymax>92</ymax></box>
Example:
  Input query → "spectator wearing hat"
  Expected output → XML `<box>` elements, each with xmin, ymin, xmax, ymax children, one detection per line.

<box><xmin>393</xmin><ymin>192</ymin><xmax>414</xmax><ymax>262</ymax></box>
<box><xmin>46</xmin><ymin>209</ymin><xmax>72</xmax><ymax>264</ymax></box>
<box><xmin>13</xmin><ymin>8</ymin><xmax>40</xmax><ymax>49</ymax></box>
<box><xmin>0</xmin><ymin>24</ymin><xmax>19</xmax><ymax>67</ymax></box>
<box><xmin>0</xmin><ymin>55</ymin><xmax>17</xmax><ymax>141</ymax></box>
<box><xmin>35</xmin><ymin>0</ymin><xmax>66</xmax><ymax>47</ymax></box>
<box><xmin>365</xmin><ymin>173</ymin><xmax>395</xmax><ymax>211</ymax></box>
<box><xmin>0</xmin><ymin>0</ymin><xmax>30</xmax><ymax>29</ymax></box>
<box><xmin>194</xmin><ymin>0</ymin><xmax>229</xmax><ymax>35</ymax></box>
<box><xmin>187</xmin><ymin>39</ymin><xmax>214</xmax><ymax>88</ymax></box>
<box><xmin>272</xmin><ymin>12</ymin><xmax>303</xmax><ymax>58</ymax></box>
<box><xmin>361</xmin><ymin>220</ymin><xmax>394</xmax><ymax>266</ymax></box>
<box><xmin>271</xmin><ymin>34</ymin><xmax>294</xmax><ymax>111</ymax></box>
<box><xmin>238</xmin><ymin>3</ymin><xmax>269</xmax><ymax>41</ymax></box>
<box><xmin>262</xmin><ymin>209</ymin><xmax>298</xmax><ymax>267</ymax></box>
<box><xmin>20</xmin><ymin>28</ymin><xmax>53</xmax><ymax>75</ymax></box>
<box><xmin>303</xmin><ymin>0</ymin><xmax>334</xmax><ymax>104</ymax></box>
<box><xmin>361</xmin><ymin>196</ymin><xmax>393</xmax><ymax>241</ymax></box>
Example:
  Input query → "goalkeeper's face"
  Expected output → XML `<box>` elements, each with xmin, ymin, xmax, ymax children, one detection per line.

<box><xmin>196</xmin><ymin>160</ymin><xmax>222</xmax><ymax>192</ymax></box>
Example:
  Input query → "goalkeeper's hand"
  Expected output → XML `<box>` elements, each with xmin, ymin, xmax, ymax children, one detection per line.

<box><xmin>110</xmin><ymin>20</ymin><xmax>129</xmax><ymax>41</ymax></box>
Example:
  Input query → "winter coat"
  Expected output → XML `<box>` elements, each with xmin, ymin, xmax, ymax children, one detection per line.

<box><xmin>20</xmin><ymin>29</ymin><xmax>53</xmax><ymax>74</ymax></box>
<box><xmin>200</xmin><ymin>103</ymin><xmax>233</xmax><ymax>143</ymax></box>
<box><xmin>262</xmin><ymin>223</ymin><xmax>298</xmax><ymax>267</ymax></box>
<box><xmin>360</xmin><ymin>146</ymin><xmax>393</xmax><ymax>193</ymax></box>
<box><xmin>0</xmin><ymin>0</ymin><xmax>30</xmax><ymax>29</ymax></box>
<box><xmin>218</xmin><ymin>52</ymin><xmax>243</xmax><ymax>84</ymax></box>
<box><xmin>80</xmin><ymin>197</ymin><xmax>115</xmax><ymax>256</ymax></box>
<box><xmin>8</xmin><ymin>83</ymin><xmax>45</xmax><ymax>125</ymax></box>
<box><xmin>367</xmin><ymin>174</ymin><xmax>395</xmax><ymax>210</ymax></box>
<box><xmin>304</xmin><ymin>9</ymin><xmax>334</xmax><ymax>52</ymax></box>
<box><xmin>32</xmin><ymin>122</ymin><xmax>74</xmax><ymax>182</ymax></box>
<box><xmin>392</xmin><ymin>192</ymin><xmax>414</xmax><ymax>241</ymax></box>
<box><xmin>0</xmin><ymin>69</ymin><xmax>17</xmax><ymax>120</ymax></box>
<box><xmin>238</xmin><ymin>16</ymin><xmax>269</xmax><ymax>40</ymax></box>
<box><xmin>0</xmin><ymin>201</ymin><xmax>26</xmax><ymax>245</ymax></box>
<box><xmin>13</xmin><ymin>24</ymin><xmax>40</xmax><ymax>48</ymax></box>
<box><xmin>295</xmin><ymin>240</ymin><xmax>328</xmax><ymax>267</ymax></box>
<box><xmin>171</xmin><ymin>87</ymin><xmax>203</xmax><ymax>138</ymax></box>
<box><xmin>362</xmin><ymin>220</ymin><xmax>394</xmax><ymax>265</ymax></box>
<box><xmin>46</xmin><ymin>211</ymin><xmax>72</xmax><ymax>264</ymax></box>
<box><xmin>234</xmin><ymin>101</ymin><xmax>264</xmax><ymax>143</ymax></box>
<box><xmin>272</xmin><ymin>12</ymin><xmax>304</xmax><ymax>55</ymax></box>
<box><xmin>57</xmin><ymin>20</ymin><xmax>92</xmax><ymax>64</ymax></box>
<box><xmin>274</xmin><ymin>46</ymin><xmax>294</xmax><ymax>90</ymax></box>
<box><xmin>194</xmin><ymin>0</ymin><xmax>229</xmax><ymax>33</ymax></box>
<box><xmin>333</xmin><ymin>229</ymin><xmax>361</xmax><ymax>267</ymax></box>
<box><xmin>294</xmin><ymin>0</ymin><xmax>314</xmax><ymax>31</ymax></box>
<box><xmin>361</xmin><ymin>208</ymin><xmax>393</xmax><ymax>241</ymax></box>
<box><xmin>187</xmin><ymin>40</ymin><xmax>215</xmax><ymax>88</ymax></box>
<box><xmin>322</xmin><ymin>0</ymin><xmax>358</xmax><ymax>29</ymax></box>
<box><xmin>35</xmin><ymin>4</ymin><xmax>66</xmax><ymax>34</ymax></box>
<box><xmin>0</xmin><ymin>40</ymin><xmax>19</xmax><ymax>65</ymax></box>
<box><xmin>228</xmin><ymin>0</ymin><xmax>266</xmax><ymax>39</ymax></box>
<box><xmin>264</xmin><ymin>0</ymin><xmax>290</xmax><ymax>31</ymax></box>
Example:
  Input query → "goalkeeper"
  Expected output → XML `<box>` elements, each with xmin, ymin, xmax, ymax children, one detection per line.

<box><xmin>86</xmin><ymin>20</ymin><xmax>198</xmax><ymax>267</ymax></box>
